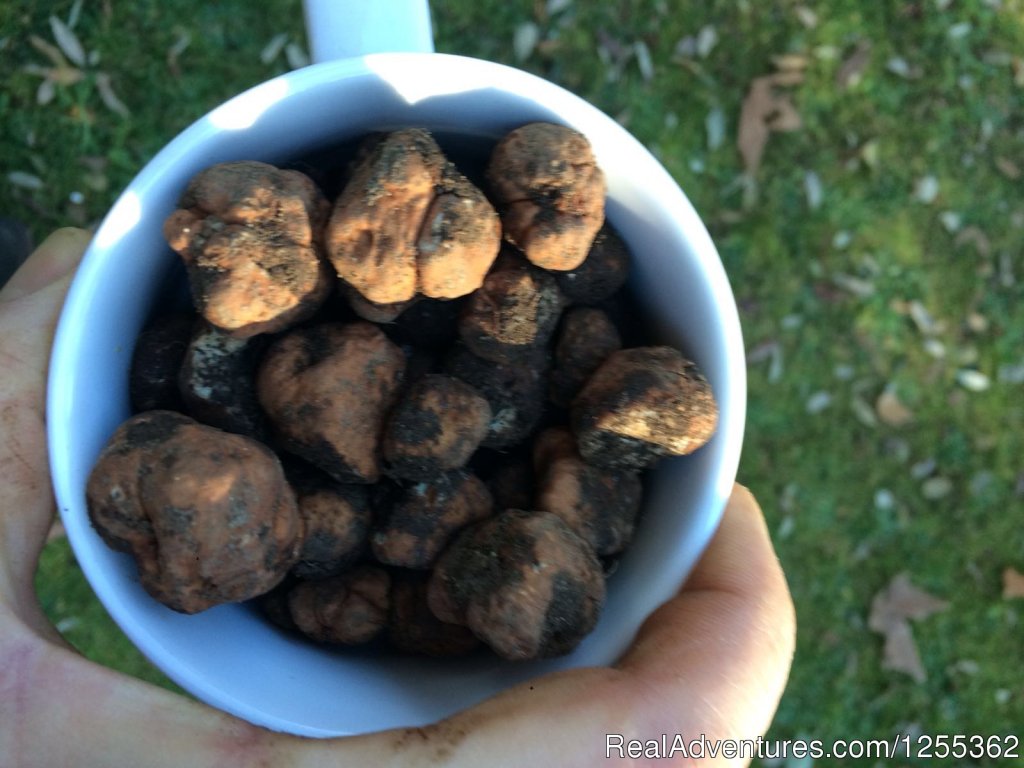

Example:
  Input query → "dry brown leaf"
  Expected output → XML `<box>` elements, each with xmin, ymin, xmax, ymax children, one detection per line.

<box><xmin>880</xmin><ymin>620</ymin><xmax>927</xmax><ymax>683</ymax></box>
<box><xmin>871</xmin><ymin>574</ymin><xmax>948</xmax><ymax>624</ymax></box>
<box><xmin>95</xmin><ymin>73</ymin><xmax>130</xmax><ymax>118</ymax></box>
<box><xmin>837</xmin><ymin>40</ymin><xmax>872</xmax><ymax>89</ymax></box>
<box><xmin>876</xmin><ymin>388</ymin><xmax>913</xmax><ymax>427</ymax></box>
<box><xmin>49</xmin><ymin>14</ymin><xmax>86</xmax><ymax>67</ymax></box>
<box><xmin>738</xmin><ymin>73</ymin><xmax>802</xmax><ymax>177</ymax></box>
<box><xmin>1003</xmin><ymin>567</ymin><xmax>1024</xmax><ymax>599</ymax></box>
<box><xmin>869</xmin><ymin>573</ymin><xmax>948</xmax><ymax>683</ymax></box>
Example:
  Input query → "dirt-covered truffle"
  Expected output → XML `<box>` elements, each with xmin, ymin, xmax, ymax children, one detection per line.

<box><xmin>572</xmin><ymin>347</ymin><xmax>718</xmax><ymax>470</ymax></box>
<box><xmin>487</xmin><ymin>123</ymin><xmax>606</xmax><ymax>272</ymax></box>
<box><xmin>129</xmin><ymin>313</ymin><xmax>194</xmax><ymax>413</ymax></box>
<box><xmin>553</xmin><ymin>224</ymin><xmax>631</xmax><ymax>304</ymax></box>
<box><xmin>86</xmin><ymin>411</ymin><xmax>302</xmax><ymax>614</ymax></box>
<box><xmin>257</xmin><ymin>322</ymin><xmax>406</xmax><ymax>483</ymax></box>
<box><xmin>428</xmin><ymin>509</ymin><xmax>605</xmax><ymax>660</ymax></box>
<box><xmin>325</xmin><ymin>129</ymin><xmax>500</xmax><ymax>304</ymax></box>
<box><xmin>372</xmin><ymin>470</ymin><xmax>493</xmax><ymax>569</ymax></box>
<box><xmin>382</xmin><ymin>375</ymin><xmax>491</xmax><ymax>481</ymax></box>
<box><xmin>532</xmin><ymin>427</ymin><xmax>641</xmax><ymax>556</ymax></box>
<box><xmin>388</xmin><ymin>571</ymin><xmax>480</xmax><ymax>657</ymax></box>
<box><xmin>287</xmin><ymin>565</ymin><xmax>390</xmax><ymax>644</ymax></box>
<box><xmin>458</xmin><ymin>255</ymin><xmax>565</xmax><ymax>364</ymax></box>
<box><xmin>548</xmin><ymin>307</ymin><xmax>622</xmax><ymax>408</ymax></box>
<box><xmin>163</xmin><ymin>161</ymin><xmax>332</xmax><ymax>337</ymax></box>
<box><xmin>290</xmin><ymin>470</ymin><xmax>372</xmax><ymax>579</ymax></box>
<box><xmin>178</xmin><ymin>321</ymin><xmax>267</xmax><ymax>440</ymax></box>
<box><xmin>445</xmin><ymin>345</ymin><xmax>550</xmax><ymax>449</ymax></box>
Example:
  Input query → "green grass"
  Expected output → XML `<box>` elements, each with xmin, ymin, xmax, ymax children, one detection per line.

<box><xmin>6</xmin><ymin>0</ymin><xmax>1024</xmax><ymax>763</ymax></box>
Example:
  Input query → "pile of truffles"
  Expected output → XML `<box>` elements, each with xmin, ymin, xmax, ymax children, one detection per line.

<box><xmin>87</xmin><ymin>123</ymin><xmax>719</xmax><ymax>661</ymax></box>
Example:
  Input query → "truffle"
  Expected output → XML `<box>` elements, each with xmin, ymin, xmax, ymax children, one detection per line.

<box><xmin>552</xmin><ymin>224</ymin><xmax>631</xmax><ymax>305</ymax></box>
<box><xmin>86</xmin><ymin>411</ymin><xmax>302</xmax><ymax>614</ymax></box>
<box><xmin>257</xmin><ymin>322</ymin><xmax>406</xmax><ymax>483</ymax></box>
<box><xmin>457</xmin><ymin>255</ymin><xmax>565</xmax><ymax>364</ymax></box>
<box><xmin>445</xmin><ymin>344</ymin><xmax>550</xmax><ymax>449</ymax></box>
<box><xmin>177</xmin><ymin>321</ymin><xmax>267</xmax><ymax>440</ymax></box>
<box><xmin>163</xmin><ymin>161</ymin><xmax>332</xmax><ymax>337</ymax></box>
<box><xmin>571</xmin><ymin>347</ymin><xmax>718</xmax><ymax>470</ymax></box>
<box><xmin>428</xmin><ymin>509</ymin><xmax>605</xmax><ymax>660</ymax></box>
<box><xmin>382</xmin><ymin>374</ymin><xmax>491</xmax><ymax>481</ymax></box>
<box><xmin>287</xmin><ymin>565</ymin><xmax>391</xmax><ymax>644</ymax></box>
<box><xmin>372</xmin><ymin>470</ymin><xmax>493</xmax><ymax>569</ymax></box>
<box><xmin>325</xmin><ymin>129</ymin><xmax>500</xmax><ymax>304</ymax></box>
<box><xmin>290</xmin><ymin>472</ymin><xmax>372</xmax><ymax>579</ymax></box>
<box><xmin>487</xmin><ymin>123</ymin><xmax>606</xmax><ymax>271</ymax></box>
<box><xmin>532</xmin><ymin>427</ymin><xmax>641</xmax><ymax>556</ymax></box>
<box><xmin>548</xmin><ymin>307</ymin><xmax>622</xmax><ymax>408</ymax></box>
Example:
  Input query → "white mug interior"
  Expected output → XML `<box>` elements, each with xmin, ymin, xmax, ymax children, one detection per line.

<box><xmin>47</xmin><ymin>53</ymin><xmax>746</xmax><ymax>737</ymax></box>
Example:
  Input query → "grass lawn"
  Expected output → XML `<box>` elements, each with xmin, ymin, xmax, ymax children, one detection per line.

<box><xmin>5</xmin><ymin>0</ymin><xmax>1023</xmax><ymax>763</ymax></box>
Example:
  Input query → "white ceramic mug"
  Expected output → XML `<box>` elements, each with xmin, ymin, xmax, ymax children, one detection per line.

<box><xmin>47</xmin><ymin>0</ymin><xmax>746</xmax><ymax>737</ymax></box>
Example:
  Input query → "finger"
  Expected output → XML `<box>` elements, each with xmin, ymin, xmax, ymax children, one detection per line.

<box><xmin>0</xmin><ymin>228</ymin><xmax>89</xmax><ymax>637</ymax></box>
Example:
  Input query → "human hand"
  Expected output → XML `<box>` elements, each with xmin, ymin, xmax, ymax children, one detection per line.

<box><xmin>0</xmin><ymin>227</ymin><xmax>795</xmax><ymax>767</ymax></box>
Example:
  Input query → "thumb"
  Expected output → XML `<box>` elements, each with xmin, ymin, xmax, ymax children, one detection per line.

<box><xmin>0</xmin><ymin>227</ymin><xmax>91</xmax><ymax>635</ymax></box>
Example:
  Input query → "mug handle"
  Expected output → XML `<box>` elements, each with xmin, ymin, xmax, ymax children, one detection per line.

<box><xmin>303</xmin><ymin>0</ymin><xmax>435</xmax><ymax>63</ymax></box>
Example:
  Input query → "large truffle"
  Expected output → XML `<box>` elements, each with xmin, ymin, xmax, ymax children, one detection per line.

<box><xmin>177</xmin><ymin>321</ymin><xmax>267</xmax><ymax>440</ymax></box>
<box><xmin>163</xmin><ymin>161</ymin><xmax>332</xmax><ymax>337</ymax></box>
<box><xmin>325</xmin><ymin>129</ymin><xmax>500</xmax><ymax>304</ymax></box>
<box><xmin>382</xmin><ymin>374</ymin><xmax>491</xmax><ymax>481</ymax></box>
<box><xmin>86</xmin><ymin>411</ymin><xmax>302</xmax><ymax>614</ymax></box>
<box><xmin>457</xmin><ymin>255</ymin><xmax>565</xmax><ymax>364</ymax></box>
<box><xmin>532</xmin><ymin>427</ymin><xmax>641</xmax><ymax>556</ymax></box>
<box><xmin>487</xmin><ymin>123</ymin><xmax>606</xmax><ymax>271</ymax></box>
<box><xmin>287</xmin><ymin>565</ymin><xmax>391</xmax><ymax>644</ymax></box>
<box><xmin>548</xmin><ymin>307</ymin><xmax>622</xmax><ymax>408</ymax></box>
<box><xmin>371</xmin><ymin>470</ymin><xmax>493</xmax><ymax>569</ymax></box>
<box><xmin>571</xmin><ymin>347</ymin><xmax>718</xmax><ymax>470</ymax></box>
<box><xmin>257</xmin><ymin>322</ymin><xmax>406</xmax><ymax>483</ymax></box>
<box><xmin>428</xmin><ymin>509</ymin><xmax>605</xmax><ymax>660</ymax></box>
